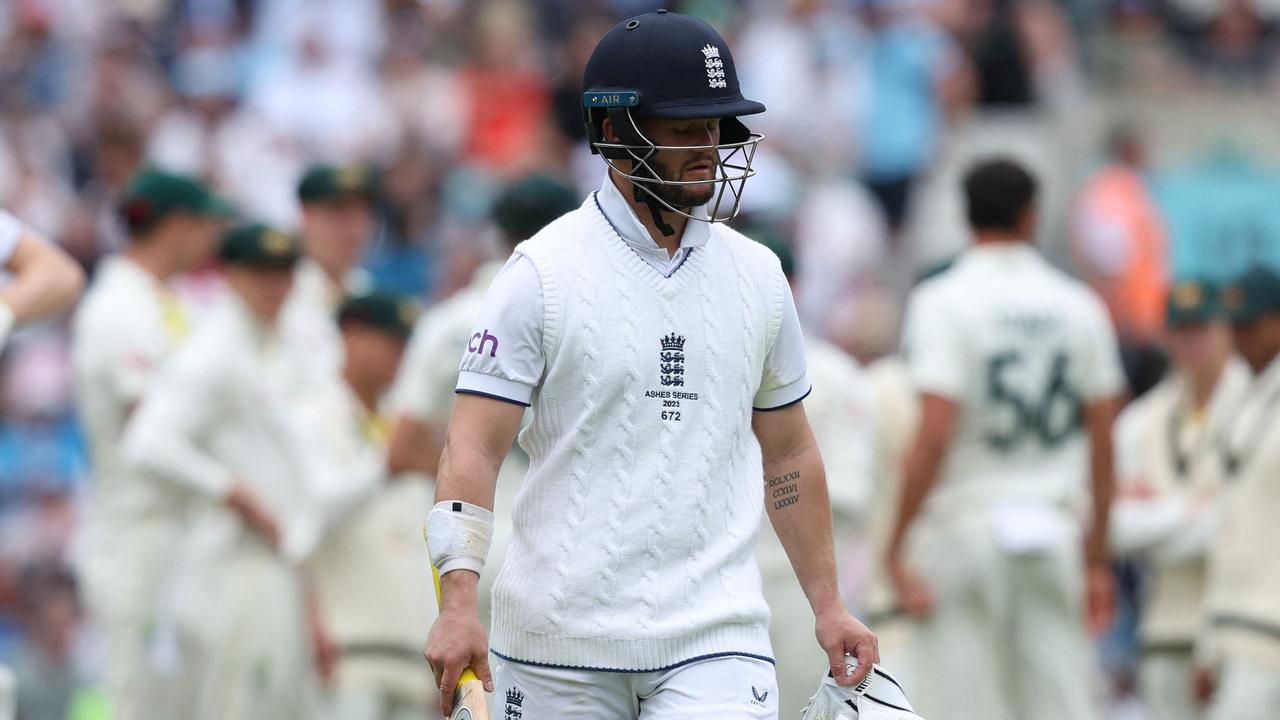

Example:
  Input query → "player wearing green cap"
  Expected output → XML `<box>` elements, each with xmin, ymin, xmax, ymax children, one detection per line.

<box><xmin>304</xmin><ymin>292</ymin><xmax>440</xmax><ymax>720</ymax></box>
<box><xmin>284</xmin><ymin>163</ymin><xmax>378</xmax><ymax>378</ymax></box>
<box><xmin>1202</xmin><ymin>265</ymin><xmax>1280</xmax><ymax>720</ymax></box>
<box><xmin>121</xmin><ymin>223</ymin><xmax>325</xmax><ymax>720</ymax></box>
<box><xmin>1111</xmin><ymin>279</ymin><xmax>1250</xmax><ymax>720</ymax></box>
<box><xmin>70</xmin><ymin>167</ymin><xmax>229</xmax><ymax>718</ymax></box>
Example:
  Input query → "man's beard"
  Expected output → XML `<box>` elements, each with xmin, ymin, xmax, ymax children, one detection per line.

<box><xmin>641</xmin><ymin>153</ymin><xmax>717</xmax><ymax>210</ymax></box>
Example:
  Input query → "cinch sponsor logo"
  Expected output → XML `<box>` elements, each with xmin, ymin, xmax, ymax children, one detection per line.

<box><xmin>468</xmin><ymin>329</ymin><xmax>499</xmax><ymax>357</ymax></box>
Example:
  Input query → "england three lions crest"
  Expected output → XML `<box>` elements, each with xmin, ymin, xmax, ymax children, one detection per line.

<box><xmin>505</xmin><ymin>688</ymin><xmax>524</xmax><ymax>718</ymax></box>
<box><xmin>701</xmin><ymin>44</ymin><xmax>727</xmax><ymax>89</ymax></box>
<box><xmin>660</xmin><ymin>333</ymin><xmax>685</xmax><ymax>387</ymax></box>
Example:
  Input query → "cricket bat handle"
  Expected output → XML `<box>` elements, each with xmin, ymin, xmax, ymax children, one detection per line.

<box><xmin>428</xmin><ymin>528</ymin><xmax>491</xmax><ymax>720</ymax></box>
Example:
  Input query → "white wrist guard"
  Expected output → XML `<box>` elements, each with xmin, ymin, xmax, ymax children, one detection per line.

<box><xmin>0</xmin><ymin>302</ymin><xmax>13</xmax><ymax>351</ymax></box>
<box><xmin>426</xmin><ymin>501</ymin><xmax>494</xmax><ymax>576</ymax></box>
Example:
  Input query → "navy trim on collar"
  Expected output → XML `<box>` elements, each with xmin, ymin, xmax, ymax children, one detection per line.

<box><xmin>592</xmin><ymin>192</ymin><xmax>698</xmax><ymax>281</ymax></box>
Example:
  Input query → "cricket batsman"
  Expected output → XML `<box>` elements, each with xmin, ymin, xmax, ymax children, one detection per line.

<box><xmin>424</xmin><ymin>10</ymin><xmax>877</xmax><ymax>718</ymax></box>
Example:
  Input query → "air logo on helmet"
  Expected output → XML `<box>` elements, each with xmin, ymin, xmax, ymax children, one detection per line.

<box><xmin>701</xmin><ymin>44</ymin><xmax>727</xmax><ymax>89</ymax></box>
<box><xmin>583</xmin><ymin>91</ymin><xmax>640</xmax><ymax>108</ymax></box>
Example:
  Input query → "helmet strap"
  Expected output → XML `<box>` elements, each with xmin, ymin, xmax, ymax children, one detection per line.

<box><xmin>633</xmin><ymin>183</ymin><xmax>678</xmax><ymax>237</ymax></box>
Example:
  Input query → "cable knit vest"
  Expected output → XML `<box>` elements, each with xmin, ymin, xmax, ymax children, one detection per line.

<box><xmin>490</xmin><ymin>195</ymin><xmax>786</xmax><ymax>671</ymax></box>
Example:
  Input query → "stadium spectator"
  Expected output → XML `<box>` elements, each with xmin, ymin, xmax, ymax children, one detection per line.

<box><xmin>10</xmin><ymin>564</ymin><xmax>89</xmax><ymax>720</ymax></box>
<box><xmin>456</xmin><ymin>0</ymin><xmax>552</xmax><ymax>176</ymax></box>
<box><xmin>859</xmin><ymin>0</ymin><xmax>972</xmax><ymax>233</ymax></box>
<box><xmin>1073</xmin><ymin>124</ymin><xmax>1170</xmax><ymax>395</ymax></box>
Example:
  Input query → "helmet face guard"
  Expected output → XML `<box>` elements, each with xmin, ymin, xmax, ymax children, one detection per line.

<box><xmin>586</xmin><ymin>102</ymin><xmax>763</xmax><ymax>224</ymax></box>
<box><xmin>580</xmin><ymin>10</ymin><xmax>767</xmax><ymax>227</ymax></box>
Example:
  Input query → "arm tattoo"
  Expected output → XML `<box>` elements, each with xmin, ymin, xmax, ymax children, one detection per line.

<box><xmin>767</xmin><ymin>469</ymin><xmax>801</xmax><ymax>510</ymax></box>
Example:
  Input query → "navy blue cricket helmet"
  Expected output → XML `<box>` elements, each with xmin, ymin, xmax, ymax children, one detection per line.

<box><xmin>582</xmin><ymin>10</ymin><xmax>765</xmax><ymax>224</ymax></box>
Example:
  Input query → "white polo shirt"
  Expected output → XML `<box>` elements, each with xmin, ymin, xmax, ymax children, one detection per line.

<box><xmin>454</xmin><ymin>174</ymin><xmax>810</xmax><ymax>410</ymax></box>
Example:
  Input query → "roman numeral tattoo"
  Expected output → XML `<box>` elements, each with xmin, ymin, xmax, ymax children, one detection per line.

<box><xmin>767</xmin><ymin>469</ymin><xmax>801</xmax><ymax>510</ymax></box>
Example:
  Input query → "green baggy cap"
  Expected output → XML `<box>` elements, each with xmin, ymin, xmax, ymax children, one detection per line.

<box><xmin>297</xmin><ymin>164</ymin><xmax>378</xmax><ymax>204</ymax></box>
<box><xmin>218</xmin><ymin>223</ymin><xmax>304</xmax><ymax>268</ymax></box>
<box><xmin>336</xmin><ymin>291</ymin><xmax>419</xmax><ymax>337</ymax></box>
<box><xmin>119</xmin><ymin>168</ymin><xmax>234</xmax><ymax>232</ymax></box>
<box><xmin>1166</xmin><ymin>280</ymin><xmax>1220</xmax><ymax>328</ymax></box>
<box><xmin>1223</xmin><ymin>265</ymin><xmax>1280</xmax><ymax>324</ymax></box>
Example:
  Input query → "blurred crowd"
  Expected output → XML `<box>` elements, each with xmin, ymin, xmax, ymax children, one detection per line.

<box><xmin>2</xmin><ymin>0</ymin><xmax>1280</xmax><ymax>719</ymax></box>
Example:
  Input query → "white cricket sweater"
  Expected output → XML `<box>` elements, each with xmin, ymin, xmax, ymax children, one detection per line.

<box><xmin>1206</xmin><ymin>354</ymin><xmax>1280</xmax><ymax>668</ymax></box>
<box><xmin>1110</xmin><ymin>360</ymin><xmax>1249</xmax><ymax>648</ymax></box>
<box><xmin>488</xmin><ymin>200</ymin><xmax>788</xmax><ymax>671</ymax></box>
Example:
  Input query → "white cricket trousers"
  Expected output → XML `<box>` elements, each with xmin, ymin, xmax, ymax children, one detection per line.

<box><xmin>79</xmin><ymin>515</ymin><xmax>183</xmax><ymax>719</ymax></box>
<box><xmin>1207</xmin><ymin>656</ymin><xmax>1280</xmax><ymax>720</ymax></box>
<box><xmin>143</xmin><ymin>545</ymin><xmax>320</xmax><ymax>720</ymax></box>
<box><xmin>905</xmin><ymin>511</ymin><xmax>1096</xmax><ymax>720</ymax></box>
<box><xmin>1141</xmin><ymin>651</ymin><xmax>1201</xmax><ymax>720</ymax></box>
<box><xmin>493</xmin><ymin>654</ymin><xmax>778</xmax><ymax>719</ymax></box>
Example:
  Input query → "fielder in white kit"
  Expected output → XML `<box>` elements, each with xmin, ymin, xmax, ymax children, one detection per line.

<box><xmin>122</xmin><ymin>224</ymin><xmax>323</xmax><ymax>720</ymax></box>
<box><xmin>1110</xmin><ymin>280</ymin><xmax>1249</xmax><ymax>720</ymax></box>
<box><xmin>69</xmin><ymin>169</ymin><xmax>228</xmax><ymax>718</ymax></box>
<box><xmin>1203</xmin><ymin>265</ymin><xmax>1280</xmax><ymax>720</ymax></box>
<box><xmin>886</xmin><ymin>158</ymin><xmax>1125</xmax><ymax>720</ymax></box>
<box><xmin>423</xmin><ymin>10</ymin><xmax>877</xmax><ymax>718</ymax></box>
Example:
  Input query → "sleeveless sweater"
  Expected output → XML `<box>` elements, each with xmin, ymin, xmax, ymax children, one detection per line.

<box><xmin>489</xmin><ymin>197</ymin><xmax>787</xmax><ymax>670</ymax></box>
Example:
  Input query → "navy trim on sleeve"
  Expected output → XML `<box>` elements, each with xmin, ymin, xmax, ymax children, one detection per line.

<box><xmin>752</xmin><ymin>386</ymin><xmax>812</xmax><ymax>412</ymax></box>
<box><xmin>455</xmin><ymin>389</ymin><xmax>532</xmax><ymax>408</ymax></box>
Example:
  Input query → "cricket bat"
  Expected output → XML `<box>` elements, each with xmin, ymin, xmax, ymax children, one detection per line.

<box><xmin>431</xmin><ymin>554</ymin><xmax>490</xmax><ymax>720</ymax></box>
